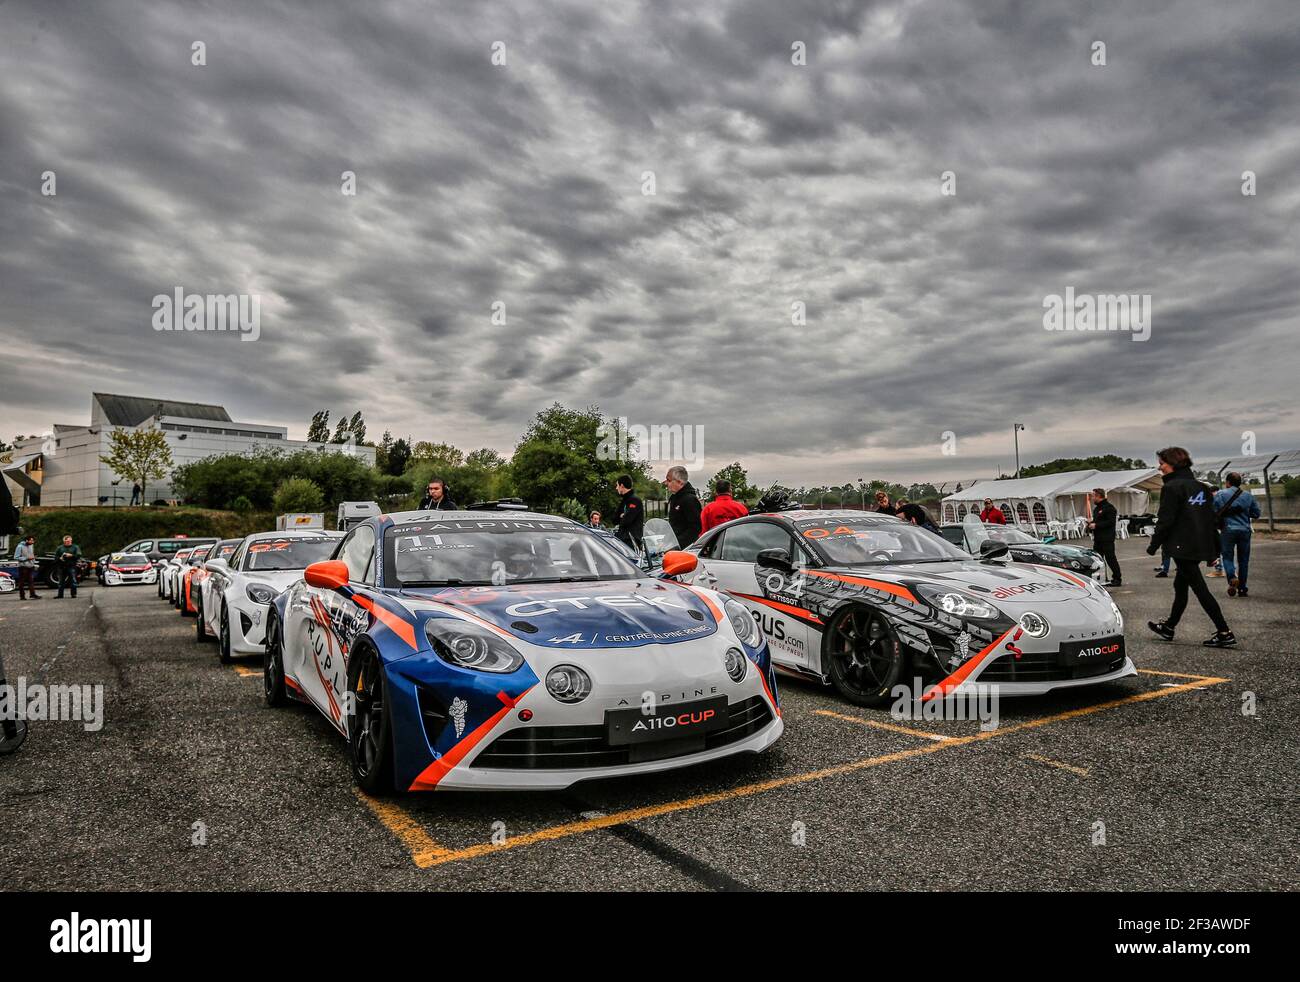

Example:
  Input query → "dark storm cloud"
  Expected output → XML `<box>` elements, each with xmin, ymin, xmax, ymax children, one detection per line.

<box><xmin>2</xmin><ymin>0</ymin><xmax>1298</xmax><ymax>486</ymax></box>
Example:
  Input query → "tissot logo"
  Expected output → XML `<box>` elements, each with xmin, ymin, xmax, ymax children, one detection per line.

<box><xmin>631</xmin><ymin>708</ymin><xmax>717</xmax><ymax>732</ymax></box>
<box><xmin>505</xmin><ymin>596</ymin><xmax>688</xmax><ymax>616</ymax></box>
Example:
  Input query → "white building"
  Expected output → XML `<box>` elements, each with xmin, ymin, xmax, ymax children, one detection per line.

<box><xmin>2</xmin><ymin>392</ymin><xmax>375</xmax><ymax>507</ymax></box>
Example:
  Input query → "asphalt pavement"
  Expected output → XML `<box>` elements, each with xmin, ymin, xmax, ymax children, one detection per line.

<box><xmin>2</xmin><ymin>535</ymin><xmax>1296</xmax><ymax>891</ymax></box>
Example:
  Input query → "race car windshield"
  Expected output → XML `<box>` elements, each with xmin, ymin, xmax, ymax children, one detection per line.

<box><xmin>242</xmin><ymin>538</ymin><xmax>338</xmax><ymax>571</ymax></box>
<box><xmin>800</xmin><ymin>520</ymin><xmax>969</xmax><ymax>566</ymax></box>
<box><xmin>113</xmin><ymin>554</ymin><xmax>149</xmax><ymax>564</ymax></box>
<box><xmin>968</xmin><ymin>524</ymin><xmax>1040</xmax><ymax>546</ymax></box>
<box><xmin>385</xmin><ymin>519</ymin><xmax>642</xmax><ymax>587</ymax></box>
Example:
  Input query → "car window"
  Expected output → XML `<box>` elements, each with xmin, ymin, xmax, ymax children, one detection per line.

<box><xmin>716</xmin><ymin>522</ymin><xmax>795</xmax><ymax>564</ymax></box>
<box><xmin>337</xmin><ymin>526</ymin><xmax>376</xmax><ymax>583</ymax></box>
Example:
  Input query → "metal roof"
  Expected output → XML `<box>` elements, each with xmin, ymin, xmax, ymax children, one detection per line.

<box><xmin>93</xmin><ymin>392</ymin><xmax>232</xmax><ymax>427</ymax></box>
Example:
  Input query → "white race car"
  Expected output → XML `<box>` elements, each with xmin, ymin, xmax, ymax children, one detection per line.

<box><xmin>158</xmin><ymin>548</ymin><xmax>196</xmax><ymax>601</ymax></box>
<box><xmin>199</xmin><ymin>530</ymin><xmax>343</xmax><ymax>663</ymax></box>
<box><xmin>101</xmin><ymin>552</ymin><xmax>158</xmax><ymax>587</ymax></box>
<box><xmin>679</xmin><ymin>509</ymin><xmax>1136</xmax><ymax>704</ymax></box>
<box><xmin>262</xmin><ymin>509</ymin><xmax>783</xmax><ymax>794</ymax></box>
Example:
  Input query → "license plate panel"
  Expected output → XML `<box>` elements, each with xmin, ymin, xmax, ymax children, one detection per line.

<box><xmin>1058</xmin><ymin>636</ymin><xmax>1125</xmax><ymax>666</ymax></box>
<box><xmin>606</xmin><ymin>696</ymin><xmax>730</xmax><ymax>746</ymax></box>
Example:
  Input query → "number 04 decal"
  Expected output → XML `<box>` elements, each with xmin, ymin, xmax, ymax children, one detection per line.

<box><xmin>764</xmin><ymin>571</ymin><xmax>806</xmax><ymax>597</ymax></box>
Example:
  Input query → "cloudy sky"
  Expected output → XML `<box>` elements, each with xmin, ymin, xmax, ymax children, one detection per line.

<box><xmin>2</xmin><ymin>0</ymin><xmax>1298</xmax><ymax>487</ymax></box>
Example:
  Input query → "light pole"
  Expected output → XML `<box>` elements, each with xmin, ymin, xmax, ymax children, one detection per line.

<box><xmin>858</xmin><ymin>478</ymin><xmax>867</xmax><ymax>510</ymax></box>
<box><xmin>1013</xmin><ymin>423</ymin><xmax>1025</xmax><ymax>478</ymax></box>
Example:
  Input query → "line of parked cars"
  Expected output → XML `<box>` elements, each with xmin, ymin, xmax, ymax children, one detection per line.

<box><xmin>111</xmin><ymin>500</ymin><xmax>1135</xmax><ymax>799</ymax></box>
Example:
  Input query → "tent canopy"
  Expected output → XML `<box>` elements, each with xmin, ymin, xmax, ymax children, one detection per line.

<box><xmin>940</xmin><ymin>468</ymin><xmax>1160</xmax><ymax>528</ymax></box>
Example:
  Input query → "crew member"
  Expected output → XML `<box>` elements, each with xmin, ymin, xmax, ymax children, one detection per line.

<box><xmin>979</xmin><ymin>498</ymin><xmax>1006</xmax><ymax>524</ymax></box>
<box><xmin>14</xmin><ymin>535</ymin><xmax>40</xmax><ymax>600</ymax></box>
<box><xmin>613</xmin><ymin>475</ymin><xmax>644</xmax><ymax>549</ymax></box>
<box><xmin>1146</xmin><ymin>447</ymin><xmax>1235</xmax><ymax>647</ymax></box>
<box><xmin>664</xmin><ymin>466</ymin><xmax>702</xmax><ymax>548</ymax></box>
<box><xmin>701</xmin><ymin>480</ymin><xmax>749</xmax><ymax>532</ymax></box>
<box><xmin>54</xmin><ymin>534</ymin><xmax>81</xmax><ymax>599</ymax></box>
<box><xmin>1086</xmin><ymin>488</ymin><xmax>1121</xmax><ymax>587</ymax></box>
<box><xmin>418</xmin><ymin>479</ymin><xmax>457</xmax><ymax>511</ymax></box>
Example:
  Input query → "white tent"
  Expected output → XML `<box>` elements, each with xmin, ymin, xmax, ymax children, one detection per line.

<box><xmin>940</xmin><ymin>468</ymin><xmax>1161</xmax><ymax>534</ymax></box>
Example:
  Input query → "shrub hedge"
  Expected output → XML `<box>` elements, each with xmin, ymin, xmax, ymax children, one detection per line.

<box><xmin>14</xmin><ymin>507</ymin><xmax>276</xmax><ymax>558</ymax></box>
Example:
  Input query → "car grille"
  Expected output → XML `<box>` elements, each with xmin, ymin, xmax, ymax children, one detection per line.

<box><xmin>976</xmin><ymin>652</ymin><xmax>1125</xmax><ymax>683</ymax></box>
<box><xmin>471</xmin><ymin>696</ymin><xmax>773</xmax><ymax>770</ymax></box>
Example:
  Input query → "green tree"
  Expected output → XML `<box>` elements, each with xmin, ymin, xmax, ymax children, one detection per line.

<box><xmin>708</xmin><ymin>462</ymin><xmax>756</xmax><ymax>503</ymax></box>
<box><xmin>347</xmin><ymin>411</ymin><xmax>367</xmax><ymax>446</ymax></box>
<box><xmin>1016</xmin><ymin>455</ymin><xmax>1148</xmax><ymax>479</ymax></box>
<box><xmin>306</xmin><ymin>410</ymin><xmax>331</xmax><ymax>443</ymax></box>
<box><xmin>386</xmin><ymin>437</ymin><xmax>412</xmax><ymax>476</ymax></box>
<box><xmin>273</xmin><ymin>477</ymin><xmax>325</xmax><ymax>515</ymax></box>
<box><xmin>331</xmin><ymin>417</ymin><xmax>350</xmax><ymax>444</ymax></box>
<box><xmin>99</xmin><ymin>426</ymin><xmax>174</xmax><ymax>502</ymax></box>
<box><xmin>374</xmin><ymin>430</ymin><xmax>393</xmax><ymax>473</ymax></box>
<box><xmin>510</xmin><ymin>404</ymin><xmax>644</xmax><ymax>515</ymax></box>
<box><xmin>171</xmin><ymin>448</ymin><xmax>377</xmax><ymax>512</ymax></box>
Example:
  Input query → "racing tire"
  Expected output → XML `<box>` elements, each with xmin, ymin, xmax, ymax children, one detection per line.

<box><xmin>264</xmin><ymin>615</ymin><xmax>287</xmax><ymax>707</ymax></box>
<box><xmin>218</xmin><ymin>603</ymin><xmax>234</xmax><ymax>665</ymax></box>
<box><xmin>824</xmin><ymin>605</ymin><xmax>908</xmax><ymax>707</ymax></box>
<box><xmin>347</xmin><ymin>645</ymin><xmax>395</xmax><ymax>795</ymax></box>
<box><xmin>195</xmin><ymin>595</ymin><xmax>211</xmax><ymax>642</ymax></box>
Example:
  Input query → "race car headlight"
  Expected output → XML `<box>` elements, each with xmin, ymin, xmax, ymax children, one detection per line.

<box><xmin>424</xmin><ymin>619</ymin><xmax>524</xmax><ymax>674</ymax></box>
<box><xmin>545</xmin><ymin>664</ymin><xmax>592</xmax><ymax>703</ymax></box>
<box><xmin>723</xmin><ymin>646</ymin><xmax>748</xmax><ymax>683</ymax></box>
<box><xmin>245</xmin><ymin>583</ymin><xmax>277</xmax><ymax>605</ymax></box>
<box><xmin>1110</xmin><ymin>601</ymin><xmax>1124</xmax><ymax>630</ymax></box>
<box><xmin>915</xmin><ymin>583</ymin><xmax>1000</xmax><ymax>620</ymax></box>
<box><xmin>722</xmin><ymin>598</ymin><xmax>762</xmax><ymax>647</ymax></box>
<box><xmin>1018</xmin><ymin>611</ymin><xmax>1050</xmax><ymax>638</ymax></box>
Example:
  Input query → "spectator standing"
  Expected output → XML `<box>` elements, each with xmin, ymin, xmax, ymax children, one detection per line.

<box><xmin>587</xmin><ymin>511</ymin><xmax>603</xmax><ymax>529</ymax></box>
<box><xmin>1215</xmin><ymin>472</ymin><xmax>1260</xmax><ymax>598</ymax></box>
<box><xmin>700</xmin><ymin>480</ymin><xmax>749</xmax><ymax>533</ymax></box>
<box><xmin>418</xmin><ymin>478</ymin><xmax>457</xmax><ymax>511</ymax></box>
<box><xmin>663</xmin><ymin>466</ymin><xmax>702</xmax><ymax>548</ymax></box>
<box><xmin>1086</xmin><ymin>488</ymin><xmax>1122</xmax><ymax>587</ymax></box>
<box><xmin>873</xmin><ymin>491</ymin><xmax>898</xmax><ymax>516</ymax></box>
<box><xmin>979</xmin><ymin>498</ymin><xmax>1006</xmax><ymax>524</ymax></box>
<box><xmin>130</xmin><ymin>482</ymin><xmax>142</xmax><ymax>506</ymax></box>
<box><xmin>54</xmin><ymin>534</ymin><xmax>82</xmax><ymax>599</ymax></box>
<box><xmin>14</xmin><ymin>535</ymin><xmax>41</xmax><ymax>599</ymax></box>
<box><xmin>1146</xmin><ymin>447</ymin><xmax>1235</xmax><ymax>648</ymax></box>
<box><xmin>613</xmin><ymin>475</ymin><xmax>644</xmax><ymax>549</ymax></box>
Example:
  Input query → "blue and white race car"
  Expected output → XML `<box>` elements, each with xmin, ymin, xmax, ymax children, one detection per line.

<box><xmin>264</xmin><ymin>509</ymin><xmax>783</xmax><ymax>794</ymax></box>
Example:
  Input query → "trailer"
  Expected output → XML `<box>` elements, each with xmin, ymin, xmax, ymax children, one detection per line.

<box><xmin>337</xmin><ymin>501</ymin><xmax>381</xmax><ymax>531</ymax></box>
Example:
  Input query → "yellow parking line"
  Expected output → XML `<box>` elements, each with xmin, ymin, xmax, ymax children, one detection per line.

<box><xmin>354</xmin><ymin>790</ymin><xmax>451</xmax><ymax>867</ymax></box>
<box><xmin>814</xmin><ymin>709</ymin><xmax>953</xmax><ymax>742</ymax></box>
<box><xmin>232</xmin><ymin>665</ymin><xmax>261</xmax><ymax>678</ymax></box>
<box><xmin>388</xmin><ymin>673</ymin><xmax>1227</xmax><ymax>869</ymax></box>
<box><xmin>1136</xmin><ymin>668</ymin><xmax>1224</xmax><ymax>681</ymax></box>
<box><xmin>1022</xmin><ymin>753</ymin><xmax>1090</xmax><ymax>777</ymax></box>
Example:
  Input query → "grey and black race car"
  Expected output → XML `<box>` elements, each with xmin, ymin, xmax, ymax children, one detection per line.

<box><xmin>678</xmin><ymin>510</ymin><xmax>1133</xmax><ymax>706</ymax></box>
<box><xmin>938</xmin><ymin>521</ymin><xmax>1104</xmax><ymax>580</ymax></box>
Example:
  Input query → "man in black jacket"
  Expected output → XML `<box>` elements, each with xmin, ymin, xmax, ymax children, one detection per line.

<box><xmin>663</xmin><ymin>466</ymin><xmax>702</xmax><ymax>548</ymax></box>
<box><xmin>613</xmin><ymin>475</ymin><xmax>644</xmax><ymax>550</ymax></box>
<box><xmin>1146</xmin><ymin>447</ymin><xmax>1235</xmax><ymax>647</ymax></box>
<box><xmin>1086</xmin><ymin>488</ymin><xmax>1121</xmax><ymax>586</ymax></box>
<box><xmin>417</xmin><ymin>478</ymin><xmax>457</xmax><ymax>511</ymax></box>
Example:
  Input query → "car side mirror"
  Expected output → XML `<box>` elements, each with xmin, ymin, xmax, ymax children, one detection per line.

<box><xmin>305</xmin><ymin>560</ymin><xmax>350</xmax><ymax>590</ymax></box>
<box><xmin>207</xmin><ymin>558</ymin><xmax>228</xmax><ymax>571</ymax></box>
<box><xmin>979</xmin><ymin>540</ymin><xmax>1010</xmax><ymax>560</ymax></box>
<box><xmin>661</xmin><ymin>550</ymin><xmax>698</xmax><ymax>576</ymax></box>
<box><xmin>756</xmin><ymin>548</ymin><xmax>795</xmax><ymax>573</ymax></box>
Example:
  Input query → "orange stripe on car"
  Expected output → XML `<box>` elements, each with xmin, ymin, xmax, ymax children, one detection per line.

<box><xmin>1029</xmin><ymin>563</ymin><xmax>1089</xmax><ymax>588</ymax></box>
<box><xmin>805</xmin><ymin>569</ymin><xmax>916</xmax><ymax>603</ymax></box>
<box><xmin>408</xmin><ymin>686</ymin><xmax>537</xmax><ymax>791</ymax></box>
<box><xmin>921</xmin><ymin>627</ymin><xmax>1015</xmax><ymax>702</ymax></box>
<box><xmin>353</xmin><ymin>594</ymin><xmax>419</xmax><ymax>649</ymax></box>
<box><xmin>676</xmin><ymin>583</ymin><xmax>725</xmax><ymax>622</ymax></box>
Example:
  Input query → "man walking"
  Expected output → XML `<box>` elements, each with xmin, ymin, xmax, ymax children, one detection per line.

<box><xmin>418</xmin><ymin>478</ymin><xmax>457</xmax><ymax>511</ymax></box>
<box><xmin>1215</xmin><ymin>472</ymin><xmax>1260</xmax><ymax>598</ymax></box>
<box><xmin>700</xmin><ymin>480</ymin><xmax>749</xmax><ymax>533</ymax></box>
<box><xmin>1086</xmin><ymin>488</ymin><xmax>1121</xmax><ymax>587</ymax></box>
<box><xmin>1146</xmin><ymin>447</ymin><xmax>1235</xmax><ymax>648</ymax></box>
<box><xmin>613</xmin><ymin>475</ymin><xmax>644</xmax><ymax>549</ymax></box>
<box><xmin>130</xmin><ymin>482</ymin><xmax>142</xmax><ymax>506</ymax></box>
<box><xmin>54</xmin><ymin>534</ymin><xmax>82</xmax><ymax>599</ymax></box>
<box><xmin>14</xmin><ymin>535</ymin><xmax>41</xmax><ymax>599</ymax></box>
<box><xmin>663</xmin><ymin>466</ymin><xmax>702</xmax><ymax>548</ymax></box>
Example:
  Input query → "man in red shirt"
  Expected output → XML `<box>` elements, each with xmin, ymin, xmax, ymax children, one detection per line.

<box><xmin>979</xmin><ymin>498</ymin><xmax>1006</xmax><ymax>524</ymax></box>
<box><xmin>700</xmin><ymin>480</ymin><xmax>749</xmax><ymax>532</ymax></box>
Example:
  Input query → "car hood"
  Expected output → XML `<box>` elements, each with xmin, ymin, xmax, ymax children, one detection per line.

<box><xmin>826</xmin><ymin>560</ymin><xmax>1097</xmax><ymax>605</ymax></box>
<box><xmin>396</xmin><ymin>579</ymin><xmax>721</xmax><ymax>649</ymax></box>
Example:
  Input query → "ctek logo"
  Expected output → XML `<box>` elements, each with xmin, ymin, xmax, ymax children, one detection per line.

<box><xmin>50</xmin><ymin>912</ymin><xmax>151</xmax><ymax>962</ymax></box>
<box><xmin>1076</xmin><ymin>643</ymin><xmax>1120</xmax><ymax>659</ymax></box>
<box><xmin>632</xmin><ymin>708</ymin><xmax>716</xmax><ymax>733</ymax></box>
<box><xmin>505</xmin><ymin>596</ymin><xmax>688</xmax><ymax>616</ymax></box>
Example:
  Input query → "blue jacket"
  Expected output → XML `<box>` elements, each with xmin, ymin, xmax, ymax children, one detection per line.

<box><xmin>1214</xmin><ymin>487</ymin><xmax>1260</xmax><ymax>533</ymax></box>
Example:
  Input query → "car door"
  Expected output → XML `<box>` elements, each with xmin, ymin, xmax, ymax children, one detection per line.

<box><xmin>292</xmin><ymin>527</ymin><xmax>375</xmax><ymax>731</ymax></box>
<box><xmin>698</xmin><ymin>521</ymin><xmax>816</xmax><ymax>671</ymax></box>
